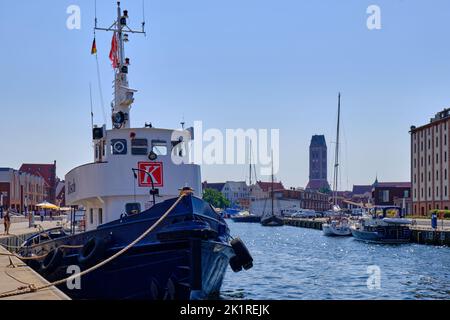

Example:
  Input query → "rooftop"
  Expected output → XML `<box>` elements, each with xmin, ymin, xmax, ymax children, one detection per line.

<box><xmin>310</xmin><ymin>135</ymin><xmax>327</xmax><ymax>147</ymax></box>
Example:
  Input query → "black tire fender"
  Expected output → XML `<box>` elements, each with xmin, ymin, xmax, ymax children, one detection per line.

<box><xmin>230</xmin><ymin>238</ymin><xmax>253</xmax><ymax>270</ymax></box>
<box><xmin>77</xmin><ymin>237</ymin><xmax>107</xmax><ymax>267</ymax></box>
<box><xmin>41</xmin><ymin>248</ymin><xmax>63</xmax><ymax>274</ymax></box>
<box><xmin>229</xmin><ymin>255</ymin><xmax>243</xmax><ymax>273</ymax></box>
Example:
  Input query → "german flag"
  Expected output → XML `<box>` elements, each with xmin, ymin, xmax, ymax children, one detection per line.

<box><xmin>91</xmin><ymin>38</ymin><xmax>97</xmax><ymax>55</ymax></box>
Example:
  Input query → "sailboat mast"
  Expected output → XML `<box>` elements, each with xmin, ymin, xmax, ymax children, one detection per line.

<box><xmin>333</xmin><ymin>93</ymin><xmax>341</xmax><ymax>206</ymax></box>
<box><xmin>249</xmin><ymin>140</ymin><xmax>252</xmax><ymax>186</ymax></box>
<box><xmin>271</xmin><ymin>151</ymin><xmax>274</xmax><ymax>214</ymax></box>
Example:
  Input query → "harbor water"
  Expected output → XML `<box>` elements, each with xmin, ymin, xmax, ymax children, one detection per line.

<box><xmin>221</xmin><ymin>221</ymin><xmax>450</xmax><ymax>300</ymax></box>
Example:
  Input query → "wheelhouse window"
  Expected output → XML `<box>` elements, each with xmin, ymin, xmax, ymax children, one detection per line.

<box><xmin>98</xmin><ymin>208</ymin><xmax>103</xmax><ymax>224</ymax></box>
<box><xmin>152</xmin><ymin>140</ymin><xmax>168</xmax><ymax>156</ymax></box>
<box><xmin>90</xmin><ymin>208</ymin><xmax>94</xmax><ymax>224</ymax></box>
<box><xmin>131</xmin><ymin>138</ymin><xmax>148</xmax><ymax>155</ymax></box>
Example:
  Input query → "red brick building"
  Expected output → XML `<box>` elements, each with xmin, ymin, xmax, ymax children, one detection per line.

<box><xmin>0</xmin><ymin>168</ymin><xmax>46</xmax><ymax>212</ymax></box>
<box><xmin>372</xmin><ymin>182</ymin><xmax>411</xmax><ymax>206</ymax></box>
<box><xmin>20</xmin><ymin>161</ymin><xmax>57</xmax><ymax>204</ymax></box>
<box><xmin>411</xmin><ymin>109</ymin><xmax>450</xmax><ymax>215</ymax></box>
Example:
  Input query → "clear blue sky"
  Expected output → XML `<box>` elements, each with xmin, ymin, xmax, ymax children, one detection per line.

<box><xmin>1</xmin><ymin>0</ymin><xmax>449</xmax><ymax>190</ymax></box>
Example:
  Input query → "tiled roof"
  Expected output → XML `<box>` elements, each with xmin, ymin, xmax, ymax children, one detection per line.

<box><xmin>310</xmin><ymin>135</ymin><xmax>327</xmax><ymax>147</ymax></box>
<box><xmin>19</xmin><ymin>164</ymin><xmax>56</xmax><ymax>187</ymax></box>
<box><xmin>352</xmin><ymin>185</ymin><xmax>373</xmax><ymax>195</ymax></box>
<box><xmin>306</xmin><ymin>180</ymin><xmax>330</xmax><ymax>190</ymax></box>
<box><xmin>256</xmin><ymin>181</ymin><xmax>285</xmax><ymax>192</ymax></box>
<box><xmin>202</xmin><ymin>182</ymin><xmax>225</xmax><ymax>192</ymax></box>
<box><xmin>375</xmin><ymin>182</ymin><xmax>411</xmax><ymax>188</ymax></box>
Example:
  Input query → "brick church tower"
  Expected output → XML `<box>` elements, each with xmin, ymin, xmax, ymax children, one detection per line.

<box><xmin>306</xmin><ymin>135</ymin><xmax>330</xmax><ymax>191</ymax></box>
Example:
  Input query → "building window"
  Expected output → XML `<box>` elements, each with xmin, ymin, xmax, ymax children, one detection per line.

<box><xmin>98</xmin><ymin>208</ymin><xmax>103</xmax><ymax>225</ymax></box>
<box><xmin>90</xmin><ymin>209</ymin><xmax>94</xmax><ymax>224</ymax></box>
<box><xmin>445</xmin><ymin>186</ymin><xmax>448</xmax><ymax>197</ymax></box>
<box><xmin>380</xmin><ymin>190</ymin><xmax>389</xmax><ymax>203</ymax></box>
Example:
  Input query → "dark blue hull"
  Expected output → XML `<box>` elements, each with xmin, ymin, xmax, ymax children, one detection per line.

<box><xmin>261</xmin><ymin>215</ymin><xmax>284</xmax><ymax>227</ymax></box>
<box><xmin>351</xmin><ymin>228</ymin><xmax>411</xmax><ymax>244</ymax></box>
<box><xmin>231</xmin><ymin>216</ymin><xmax>261</xmax><ymax>223</ymax></box>
<box><xmin>19</xmin><ymin>195</ymin><xmax>237</xmax><ymax>300</ymax></box>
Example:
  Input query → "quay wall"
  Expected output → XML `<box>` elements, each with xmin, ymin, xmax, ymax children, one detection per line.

<box><xmin>283</xmin><ymin>218</ymin><xmax>450</xmax><ymax>246</ymax></box>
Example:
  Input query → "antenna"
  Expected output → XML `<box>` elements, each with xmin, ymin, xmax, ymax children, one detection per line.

<box><xmin>180</xmin><ymin>115</ymin><xmax>185</xmax><ymax>130</ymax></box>
<box><xmin>89</xmin><ymin>83</ymin><xmax>94</xmax><ymax>130</ymax></box>
<box><xmin>94</xmin><ymin>1</ymin><xmax>146</xmax><ymax>130</ymax></box>
<box><xmin>94</xmin><ymin>0</ymin><xmax>98</xmax><ymax>29</ymax></box>
<box><xmin>142</xmin><ymin>0</ymin><xmax>147</xmax><ymax>34</ymax></box>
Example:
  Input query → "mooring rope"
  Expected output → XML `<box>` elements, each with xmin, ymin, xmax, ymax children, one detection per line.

<box><xmin>0</xmin><ymin>193</ymin><xmax>186</xmax><ymax>299</ymax></box>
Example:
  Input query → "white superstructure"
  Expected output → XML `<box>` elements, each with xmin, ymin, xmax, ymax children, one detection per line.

<box><xmin>65</xmin><ymin>2</ymin><xmax>201</xmax><ymax>230</ymax></box>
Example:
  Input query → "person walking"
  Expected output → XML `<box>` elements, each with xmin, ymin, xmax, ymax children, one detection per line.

<box><xmin>3</xmin><ymin>210</ymin><xmax>11</xmax><ymax>235</ymax></box>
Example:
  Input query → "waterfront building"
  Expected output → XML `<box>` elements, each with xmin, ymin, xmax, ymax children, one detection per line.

<box><xmin>372</xmin><ymin>181</ymin><xmax>411</xmax><ymax>214</ymax></box>
<box><xmin>306</xmin><ymin>135</ymin><xmax>330</xmax><ymax>192</ymax></box>
<box><xmin>250</xmin><ymin>180</ymin><xmax>285</xmax><ymax>200</ymax></box>
<box><xmin>20</xmin><ymin>162</ymin><xmax>58</xmax><ymax>204</ymax></box>
<box><xmin>222</xmin><ymin>181</ymin><xmax>249</xmax><ymax>207</ymax></box>
<box><xmin>202</xmin><ymin>182</ymin><xmax>225</xmax><ymax>193</ymax></box>
<box><xmin>411</xmin><ymin>108</ymin><xmax>450</xmax><ymax>215</ymax></box>
<box><xmin>0</xmin><ymin>168</ymin><xmax>46</xmax><ymax>212</ymax></box>
<box><xmin>250</xmin><ymin>188</ymin><xmax>330</xmax><ymax>216</ymax></box>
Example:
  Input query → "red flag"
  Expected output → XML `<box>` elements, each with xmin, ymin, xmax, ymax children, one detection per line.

<box><xmin>109</xmin><ymin>33</ymin><xmax>119</xmax><ymax>68</ymax></box>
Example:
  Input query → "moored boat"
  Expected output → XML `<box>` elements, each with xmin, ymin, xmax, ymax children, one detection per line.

<box><xmin>261</xmin><ymin>215</ymin><xmax>284</xmax><ymax>227</ymax></box>
<box><xmin>260</xmin><ymin>156</ymin><xmax>283</xmax><ymax>227</ymax></box>
<box><xmin>18</xmin><ymin>2</ymin><xmax>253</xmax><ymax>300</ymax></box>
<box><xmin>322</xmin><ymin>216</ymin><xmax>352</xmax><ymax>237</ymax></box>
<box><xmin>350</xmin><ymin>206</ymin><xmax>412</xmax><ymax>244</ymax></box>
<box><xmin>322</xmin><ymin>94</ymin><xmax>351</xmax><ymax>237</ymax></box>
<box><xmin>231</xmin><ymin>211</ymin><xmax>261</xmax><ymax>223</ymax></box>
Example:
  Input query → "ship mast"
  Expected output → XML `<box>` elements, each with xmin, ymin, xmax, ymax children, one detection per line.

<box><xmin>95</xmin><ymin>1</ymin><xmax>146</xmax><ymax>129</ymax></box>
<box><xmin>333</xmin><ymin>93</ymin><xmax>341</xmax><ymax>207</ymax></box>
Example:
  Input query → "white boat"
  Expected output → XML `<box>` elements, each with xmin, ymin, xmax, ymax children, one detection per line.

<box><xmin>322</xmin><ymin>218</ymin><xmax>352</xmax><ymax>236</ymax></box>
<box><xmin>322</xmin><ymin>94</ymin><xmax>351</xmax><ymax>237</ymax></box>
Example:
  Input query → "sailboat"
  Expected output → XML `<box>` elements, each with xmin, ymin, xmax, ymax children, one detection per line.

<box><xmin>231</xmin><ymin>141</ymin><xmax>261</xmax><ymax>223</ymax></box>
<box><xmin>260</xmin><ymin>153</ymin><xmax>284</xmax><ymax>227</ymax></box>
<box><xmin>322</xmin><ymin>93</ymin><xmax>352</xmax><ymax>237</ymax></box>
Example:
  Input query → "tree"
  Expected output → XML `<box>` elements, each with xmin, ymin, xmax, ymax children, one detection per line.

<box><xmin>203</xmin><ymin>189</ymin><xmax>231</xmax><ymax>209</ymax></box>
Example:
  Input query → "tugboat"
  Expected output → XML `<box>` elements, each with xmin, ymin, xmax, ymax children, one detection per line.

<box><xmin>18</xmin><ymin>2</ymin><xmax>253</xmax><ymax>300</ymax></box>
<box><xmin>350</xmin><ymin>206</ymin><xmax>412</xmax><ymax>244</ymax></box>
